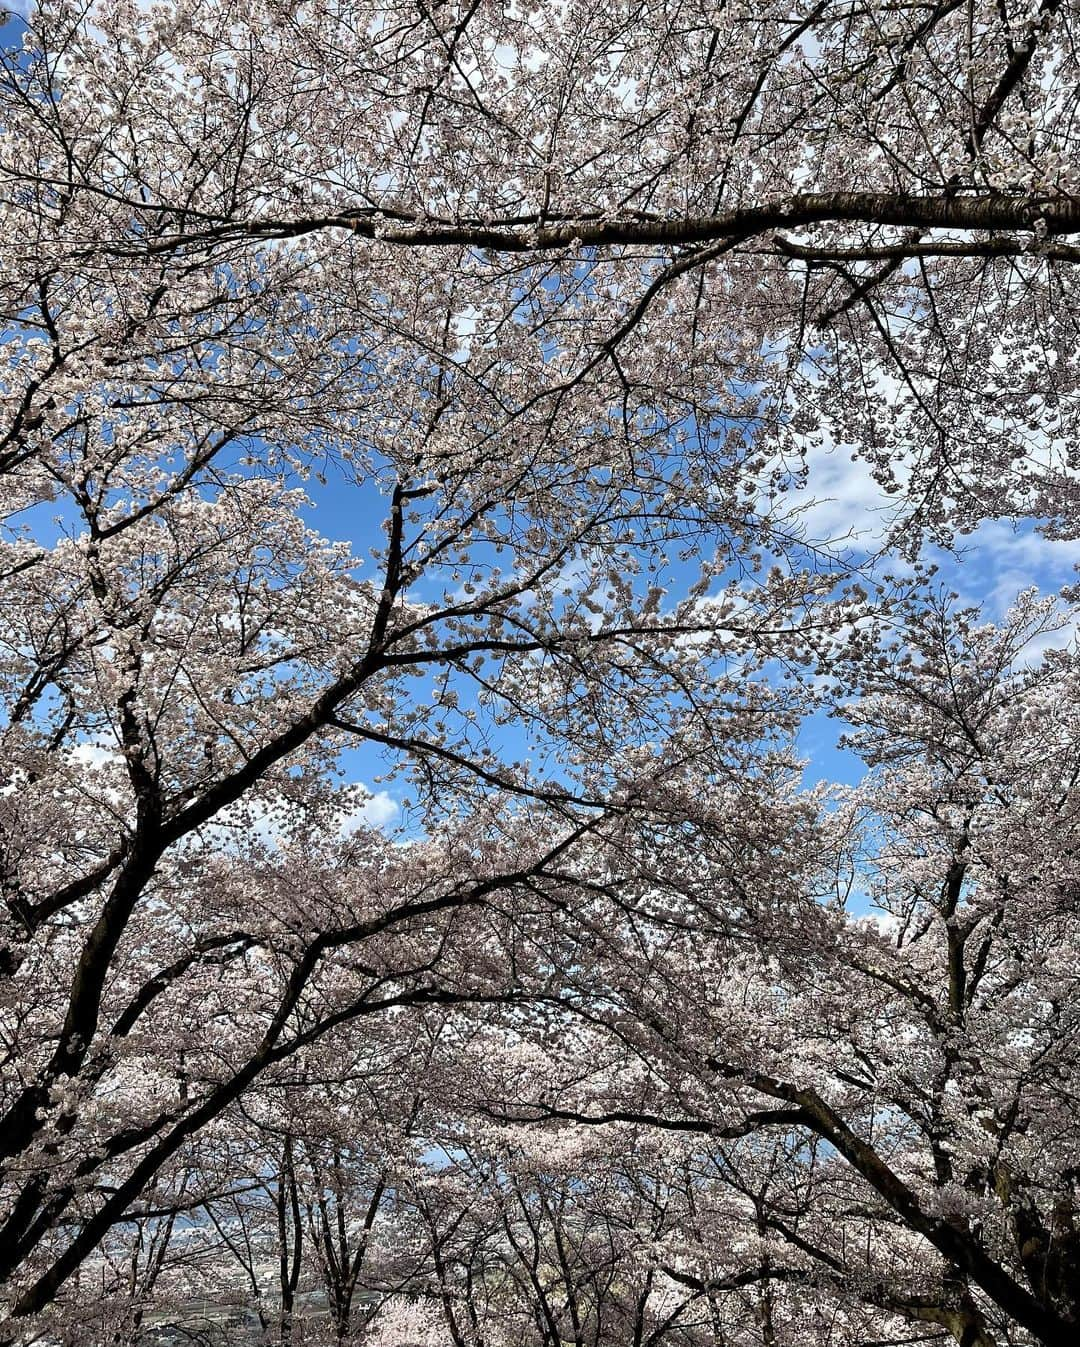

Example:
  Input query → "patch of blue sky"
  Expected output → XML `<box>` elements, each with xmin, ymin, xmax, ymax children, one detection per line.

<box><xmin>2</xmin><ymin>493</ymin><xmax>77</xmax><ymax>546</ymax></box>
<box><xmin>0</xmin><ymin>8</ymin><xmax>30</xmax><ymax>56</ymax></box>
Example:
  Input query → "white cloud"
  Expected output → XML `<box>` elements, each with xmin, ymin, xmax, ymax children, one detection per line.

<box><xmin>782</xmin><ymin>440</ymin><xmax>899</xmax><ymax>548</ymax></box>
<box><xmin>336</xmin><ymin>785</ymin><xmax>399</xmax><ymax>834</ymax></box>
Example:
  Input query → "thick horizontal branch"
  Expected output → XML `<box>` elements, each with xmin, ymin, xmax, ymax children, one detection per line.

<box><xmin>479</xmin><ymin>1101</ymin><xmax>809</xmax><ymax>1137</ymax></box>
<box><xmin>126</xmin><ymin>191</ymin><xmax>1080</xmax><ymax>260</ymax></box>
<box><xmin>661</xmin><ymin>1262</ymin><xmax>808</xmax><ymax>1294</ymax></box>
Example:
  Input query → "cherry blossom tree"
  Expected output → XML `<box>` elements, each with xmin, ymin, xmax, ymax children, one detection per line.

<box><xmin>398</xmin><ymin>1125</ymin><xmax>758</xmax><ymax>1347</ymax></box>
<box><xmin>0</xmin><ymin>4</ymin><xmax>840</xmax><ymax>1329</ymax></box>
<box><xmin>3</xmin><ymin>0</ymin><xmax>1080</xmax><ymax>1343</ymax></box>
<box><xmin>476</xmin><ymin>593</ymin><xmax>1080</xmax><ymax>1347</ymax></box>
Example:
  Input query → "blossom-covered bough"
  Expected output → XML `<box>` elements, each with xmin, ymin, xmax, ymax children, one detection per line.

<box><xmin>1</xmin><ymin>0</ymin><xmax>1080</xmax><ymax>1343</ymax></box>
<box><xmin>473</xmin><ymin>592</ymin><xmax>1080</xmax><ymax>1347</ymax></box>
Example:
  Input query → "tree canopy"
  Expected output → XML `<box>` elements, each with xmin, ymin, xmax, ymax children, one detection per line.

<box><xmin>1</xmin><ymin>1</ymin><xmax>1079</xmax><ymax>1343</ymax></box>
